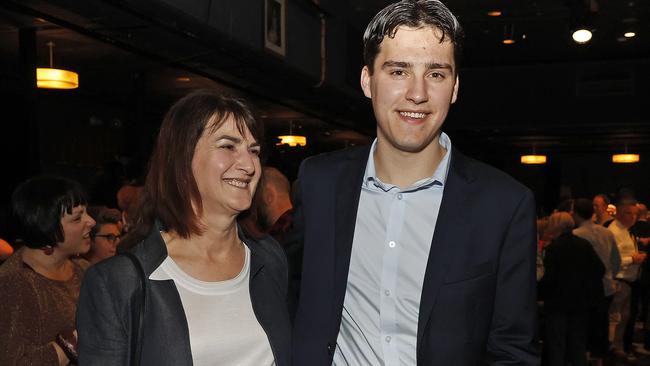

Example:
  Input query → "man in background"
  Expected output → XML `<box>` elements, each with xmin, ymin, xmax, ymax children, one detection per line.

<box><xmin>593</xmin><ymin>194</ymin><xmax>614</xmax><ymax>226</ymax></box>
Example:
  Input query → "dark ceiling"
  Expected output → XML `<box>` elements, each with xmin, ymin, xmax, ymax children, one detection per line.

<box><xmin>1</xmin><ymin>0</ymin><xmax>649</xmax><ymax>156</ymax></box>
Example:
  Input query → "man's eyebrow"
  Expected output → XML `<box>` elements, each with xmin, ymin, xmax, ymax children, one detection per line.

<box><xmin>382</xmin><ymin>60</ymin><xmax>411</xmax><ymax>69</ymax></box>
<box><xmin>425</xmin><ymin>62</ymin><xmax>453</xmax><ymax>71</ymax></box>
<box><xmin>381</xmin><ymin>60</ymin><xmax>454</xmax><ymax>72</ymax></box>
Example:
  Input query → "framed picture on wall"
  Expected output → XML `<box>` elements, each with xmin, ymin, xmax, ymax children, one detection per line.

<box><xmin>264</xmin><ymin>0</ymin><xmax>286</xmax><ymax>57</ymax></box>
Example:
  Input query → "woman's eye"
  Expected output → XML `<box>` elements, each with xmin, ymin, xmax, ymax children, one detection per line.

<box><xmin>250</xmin><ymin>148</ymin><xmax>261</xmax><ymax>156</ymax></box>
<box><xmin>220</xmin><ymin>144</ymin><xmax>235</xmax><ymax>150</ymax></box>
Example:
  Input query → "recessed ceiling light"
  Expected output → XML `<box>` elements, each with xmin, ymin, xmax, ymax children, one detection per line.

<box><xmin>176</xmin><ymin>76</ymin><xmax>191</xmax><ymax>82</ymax></box>
<box><xmin>487</xmin><ymin>10</ymin><xmax>502</xmax><ymax>17</ymax></box>
<box><xmin>572</xmin><ymin>29</ymin><xmax>592</xmax><ymax>44</ymax></box>
<box><xmin>502</xmin><ymin>39</ymin><xmax>516</xmax><ymax>45</ymax></box>
<box><xmin>624</xmin><ymin>32</ymin><xmax>636</xmax><ymax>38</ymax></box>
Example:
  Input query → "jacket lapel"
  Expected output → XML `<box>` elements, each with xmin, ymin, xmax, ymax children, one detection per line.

<box><xmin>417</xmin><ymin>149</ymin><xmax>475</xmax><ymax>353</ymax></box>
<box><xmin>137</xmin><ymin>226</ymin><xmax>193</xmax><ymax>364</ymax></box>
<box><xmin>332</xmin><ymin>146</ymin><xmax>370</xmax><ymax>330</ymax></box>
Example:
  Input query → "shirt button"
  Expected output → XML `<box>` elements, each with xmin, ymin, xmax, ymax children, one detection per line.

<box><xmin>397</xmin><ymin>193</ymin><xmax>403</xmax><ymax>200</ymax></box>
<box><xmin>385</xmin><ymin>336</ymin><xmax>392</xmax><ymax>343</ymax></box>
<box><xmin>385</xmin><ymin>289</ymin><xmax>391</xmax><ymax>296</ymax></box>
<box><xmin>388</xmin><ymin>241</ymin><xmax>396</xmax><ymax>248</ymax></box>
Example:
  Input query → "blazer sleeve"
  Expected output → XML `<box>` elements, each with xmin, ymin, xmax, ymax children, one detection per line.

<box><xmin>486</xmin><ymin>189</ymin><xmax>540</xmax><ymax>365</ymax></box>
<box><xmin>77</xmin><ymin>263</ymin><xmax>130</xmax><ymax>365</ymax></box>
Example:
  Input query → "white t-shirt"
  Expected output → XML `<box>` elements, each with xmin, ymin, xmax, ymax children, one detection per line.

<box><xmin>150</xmin><ymin>245</ymin><xmax>275</xmax><ymax>366</ymax></box>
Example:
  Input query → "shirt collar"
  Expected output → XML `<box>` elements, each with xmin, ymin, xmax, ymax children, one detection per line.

<box><xmin>363</xmin><ymin>132</ymin><xmax>452</xmax><ymax>193</ymax></box>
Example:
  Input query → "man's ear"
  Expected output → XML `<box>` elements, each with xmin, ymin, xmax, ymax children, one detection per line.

<box><xmin>360</xmin><ymin>66</ymin><xmax>372</xmax><ymax>99</ymax></box>
<box><xmin>451</xmin><ymin>75</ymin><xmax>459</xmax><ymax>104</ymax></box>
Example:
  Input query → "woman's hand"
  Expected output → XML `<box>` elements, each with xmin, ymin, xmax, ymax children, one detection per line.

<box><xmin>55</xmin><ymin>328</ymin><xmax>78</xmax><ymax>364</ymax></box>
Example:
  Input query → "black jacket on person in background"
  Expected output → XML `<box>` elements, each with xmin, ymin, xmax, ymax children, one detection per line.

<box><xmin>76</xmin><ymin>222</ymin><xmax>291</xmax><ymax>366</ymax></box>
<box><xmin>539</xmin><ymin>232</ymin><xmax>606</xmax><ymax>311</ymax></box>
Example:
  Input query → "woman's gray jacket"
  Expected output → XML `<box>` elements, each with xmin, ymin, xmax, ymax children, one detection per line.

<box><xmin>76</xmin><ymin>223</ymin><xmax>291</xmax><ymax>365</ymax></box>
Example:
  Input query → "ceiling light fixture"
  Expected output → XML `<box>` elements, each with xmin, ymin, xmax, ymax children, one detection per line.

<box><xmin>612</xmin><ymin>154</ymin><xmax>639</xmax><ymax>163</ymax></box>
<box><xmin>277</xmin><ymin>135</ymin><xmax>307</xmax><ymax>147</ymax></box>
<box><xmin>624</xmin><ymin>31</ymin><xmax>636</xmax><ymax>38</ymax></box>
<box><xmin>502</xmin><ymin>24</ymin><xmax>516</xmax><ymax>45</ymax></box>
<box><xmin>521</xmin><ymin>145</ymin><xmax>546</xmax><ymax>164</ymax></box>
<box><xmin>36</xmin><ymin>41</ymin><xmax>79</xmax><ymax>89</ymax></box>
<box><xmin>572</xmin><ymin>28</ymin><xmax>593</xmax><ymax>44</ymax></box>
<box><xmin>612</xmin><ymin>143</ymin><xmax>639</xmax><ymax>163</ymax></box>
<box><xmin>521</xmin><ymin>155</ymin><xmax>547</xmax><ymax>164</ymax></box>
<box><xmin>276</xmin><ymin>121</ymin><xmax>306</xmax><ymax>147</ymax></box>
<box><xmin>487</xmin><ymin>10</ymin><xmax>502</xmax><ymax>17</ymax></box>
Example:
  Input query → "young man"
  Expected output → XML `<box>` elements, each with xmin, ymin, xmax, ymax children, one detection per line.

<box><xmin>292</xmin><ymin>1</ymin><xmax>539</xmax><ymax>365</ymax></box>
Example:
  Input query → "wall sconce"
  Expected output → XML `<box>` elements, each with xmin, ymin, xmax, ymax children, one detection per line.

<box><xmin>36</xmin><ymin>41</ymin><xmax>79</xmax><ymax>89</ymax></box>
<box><xmin>276</xmin><ymin>121</ymin><xmax>306</xmax><ymax>147</ymax></box>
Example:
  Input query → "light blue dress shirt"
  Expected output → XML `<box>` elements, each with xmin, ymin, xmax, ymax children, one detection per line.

<box><xmin>333</xmin><ymin>133</ymin><xmax>452</xmax><ymax>366</ymax></box>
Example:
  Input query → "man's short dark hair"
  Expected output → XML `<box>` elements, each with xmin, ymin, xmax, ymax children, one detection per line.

<box><xmin>556</xmin><ymin>199</ymin><xmax>574</xmax><ymax>213</ymax></box>
<box><xmin>573</xmin><ymin>199</ymin><xmax>594</xmax><ymax>220</ymax></box>
<box><xmin>363</xmin><ymin>0</ymin><xmax>464</xmax><ymax>74</ymax></box>
<box><xmin>617</xmin><ymin>198</ymin><xmax>638</xmax><ymax>209</ymax></box>
<box><xmin>11</xmin><ymin>176</ymin><xmax>87</xmax><ymax>248</ymax></box>
<box><xmin>88</xmin><ymin>206</ymin><xmax>122</xmax><ymax>237</ymax></box>
<box><xmin>594</xmin><ymin>193</ymin><xmax>610</xmax><ymax>205</ymax></box>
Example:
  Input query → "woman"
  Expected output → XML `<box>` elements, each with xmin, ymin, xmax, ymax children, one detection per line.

<box><xmin>538</xmin><ymin>212</ymin><xmax>605</xmax><ymax>366</ymax></box>
<box><xmin>77</xmin><ymin>90</ymin><xmax>290</xmax><ymax>365</ymax></box>
<box><xmin>0</xmin><ymin>176</ymin><xmax>96</xmax><ymax>365</ymax></box>
<box><xmin>83</xmin><ymin>206</ymin><xmax>122</xmax><ymax>265</ymax></box>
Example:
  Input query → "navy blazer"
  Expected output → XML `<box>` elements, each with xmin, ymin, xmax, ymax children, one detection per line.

<box><xmin>77</xmin><ymin>224</ymin><xmax>291</xmax><ymax>366</ymax></box>
<box><xmin>292</xmin><ymin>145</ymin><xmax>539</xmax><ymax>365</ymax></box>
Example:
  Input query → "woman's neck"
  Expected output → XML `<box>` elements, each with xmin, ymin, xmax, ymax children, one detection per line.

<box><xmin>162</xmin><ymin>217</ymin><xmax>245</xmax><ymax>282</ymax></box>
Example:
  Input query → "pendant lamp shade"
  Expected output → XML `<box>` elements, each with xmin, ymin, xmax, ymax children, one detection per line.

<box><xmin>36</xmin><ymin>42</ymin><xmax>79</xmax><ymax>89</ymax></box>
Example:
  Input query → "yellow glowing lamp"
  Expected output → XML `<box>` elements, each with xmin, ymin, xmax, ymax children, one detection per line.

<box><xmin>612</xmin><ymin>154</ymin><xmax>639</xmax><ymax>163</ymax></box>
<box><xmin>36</xmin><ymin>68</ymin><xmax>79</xmax><ymax>89</ymax></box>
<box><xmin>36</xmin><ymin>41</ymin><xmax>79</xmax><ymax>90</ymax></box>
<box><xmin>521</xmin><ymin>155</ymin><xmax>547</xmax><ymax>164</ymax></box>
<box><xmin>277</xmin><ymin>135</ymin><xmax>306</xmax><ymax>147</ymax></box>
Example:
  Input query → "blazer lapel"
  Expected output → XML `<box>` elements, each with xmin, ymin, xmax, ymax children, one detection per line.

<box><xmin>417</xmin><ymin>149</ymin><xmax>475</xmax><ymax>353</ymax></box>
<box><xmin>331</xmin><ymin>147</ymin><xmax>370</xmax><ymax>327</ymax></box>
<box><xmin>147</xmin><ymin>280</ymin><xmax>194</xmax><ymax>364</ymax></box>
<box><xmin>137</xmin><ymin>227</ymin><xmax>193</xmax><ymax>364</ymax></box>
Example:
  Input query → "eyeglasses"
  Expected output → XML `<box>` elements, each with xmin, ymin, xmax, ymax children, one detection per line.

<box><xmin>94</xmin><ymin>234</ymin><xmax>121</xmax><ymax>243</ymax></box>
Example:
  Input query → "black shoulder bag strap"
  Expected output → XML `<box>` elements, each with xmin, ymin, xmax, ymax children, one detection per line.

<box><xmin>122</xmin><ymin>252</ymin><xmax>146</xmax><ymax>366</ymax></box>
